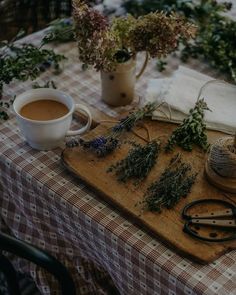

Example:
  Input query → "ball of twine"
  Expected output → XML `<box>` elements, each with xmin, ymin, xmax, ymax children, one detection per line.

<box><xmin>208</xmin><ymin>136</ymin><xmax>236</xmax><ymax>178</ymax></box>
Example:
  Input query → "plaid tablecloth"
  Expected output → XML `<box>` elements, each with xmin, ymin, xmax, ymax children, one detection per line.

<box><xmin>0</xmin><ymin>17</ymin><xmax>236</xmax><ymax>295</ymax></box>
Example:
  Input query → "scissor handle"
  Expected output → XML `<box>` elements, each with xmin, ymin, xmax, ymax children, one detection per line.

<box><xmin>191</xmin><ymin>208</ymin><xmax>234</xmax><ymax>219</ymax></box>
<box><xmin>182</xmin><ymin>199</ymin><xmax>236</xmax><ymax>220</ymax></box>
<box><xmin>183</xmin><ymin>222</ymin><xmax>236</xmax><ymax>242</ymax></box>
<box><xmin>190</xmin><ymin>218</ymin><xmax>236</xmax><ymax>228</ymax></box>
<box><xmin>182</xmin><ymin>199</ymin><xmax>236</xmax><ymax>242</ymax></box>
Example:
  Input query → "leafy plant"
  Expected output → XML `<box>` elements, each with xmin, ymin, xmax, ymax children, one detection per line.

<box><xmin>165</xmin><ymin>99</ymin><xmax>210</xmax><ymax>152</ymax></box>
<box><xmin>123</xmin><ymin>0</ymin><xmax>236</xmax><ymax>82</ymax></box>
<box><xmin>0</xmin><ymin>34</ymin><xmax>66</xmax><ymax>99</ymax></box>
<box><xmin>141</xmin><ymin>153</ymin><xmax>197</xmax><ymax>212</ymax></box>
<box><xmin>72</xmin><ymin>0</ymin><xmax>195</xmax><ymax>71</ymax></box>
<box><xmin>107</xmin><ymin>140</ymin><xmax>160</xmax><ymax>184</ymax></box>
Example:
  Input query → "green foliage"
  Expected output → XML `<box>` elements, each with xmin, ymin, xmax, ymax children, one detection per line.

<box><xmin>123</xmin><ymin>0</ymin><xmax>192</xmax><ymax>16</ymax></box>
<box><xmin>0</xmin><ymin>31</ymin><xmax>65</xmax><ymax>121</ymax></box>
<box><xmin>141</xmin><ymin>153</ymin><xmax>197</xmax><ymax>212</ymax></box>
<box><xmin>107</xmin><ymin>140</ymin><xmax>160</xmax><ymax>184</ymax></box>
<box><xmin>0</xmin><ymin>41</ymin><xmax>65</xmax><ymax>97</ymax></box>
<box><xmin>0</xmin><ymin>98</ymin><xmax>15</xmax><ymax>121</ymax></box>
<box><xmin>181</xmin><ymin>12</ymin><xmax>236</xmax><ymax>82</ymax></box>
<box><xmin>165</xmin><ymin>99</ymin><xmax>210</xmax><ymax>152</ymax></box>
<box><xmin>123</xmin><ymin>0</ymin><xmax>236</xmax><ymax>82</ymax></box>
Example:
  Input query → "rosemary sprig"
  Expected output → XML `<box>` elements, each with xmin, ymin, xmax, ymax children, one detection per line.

<box><xmin>66</xmin><ymin>102</ymin><xmax>157</xmax><ymax>156</ymax></box>
<box><xmin>165</xmin><ymin>99</ymin><xmax>210</xmax><ymax>152</ymax></box>
<box><xmin>107</xmin><ymin>140</ymin><xmax>160</xmax><ymax>184</ymax></box>
<box><xmin>141</xmin><ymin>153</ymin><xmax>197</xmax><ymax>212</ymax></box>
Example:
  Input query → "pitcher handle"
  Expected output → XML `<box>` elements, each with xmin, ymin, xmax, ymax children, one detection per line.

<box><xmin>136</xmin><ymin>51</ymin><xmax>149</xmax><ymax>80</ymax></box>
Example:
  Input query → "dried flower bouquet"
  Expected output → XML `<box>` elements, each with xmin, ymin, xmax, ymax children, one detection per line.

<box><xmin>72</xmin><ymin>0</ymin><xmax>196</xmax><ymax>72</ymax></box>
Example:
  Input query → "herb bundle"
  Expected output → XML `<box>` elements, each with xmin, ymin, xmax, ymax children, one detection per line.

<box><xmin>107</xmin><ymin>140</ymin><xmax>160</xmax><ymax>184</ymax></box>
<box><xmin>66</xmin><ymin>102</ymin><xmax>157</xmax><ymax>156</ymax></box>
<box><xmin>165</xmin><ymin>99</ymin><xmax>210</xmax><ymax>152</ymax></box>
<box><xmin>141</xmin><ymin>153</ymin><xmax>197</xmax><ymax>212</ymax></box>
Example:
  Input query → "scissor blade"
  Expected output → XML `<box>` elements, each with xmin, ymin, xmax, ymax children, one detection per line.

<box><xmin>191</xmin><ymin>209</ymin><xmax>233</xmax><ymax>219</ymax></box>
<box><xmin>191</xmin><ymin>218</ymin><xmax>236</xmax><ymax>228</ymax></box>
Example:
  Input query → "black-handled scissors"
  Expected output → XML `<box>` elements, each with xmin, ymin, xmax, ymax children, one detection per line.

<box><xmin>182</xmin><ymin>199</ymin><xmax>236</xmax><ymax>242</ymax></box>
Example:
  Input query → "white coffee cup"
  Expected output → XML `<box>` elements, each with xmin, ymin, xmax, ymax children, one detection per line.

<box><xmin>13</xmin><ymin>88</ymin><xmax>92</xmax><ymax>150</ymax></box>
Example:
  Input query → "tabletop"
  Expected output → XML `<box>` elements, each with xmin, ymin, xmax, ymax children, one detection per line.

<box><xmin>0</xmin><ymin>9</ymin><xmax>236</xmax><ymax>295</ymax></box>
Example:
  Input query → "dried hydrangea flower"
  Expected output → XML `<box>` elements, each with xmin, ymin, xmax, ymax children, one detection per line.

<box><xmin>72</xmin><ymin>0</ymin><xmax>196</xmax><ymax>71</ymax></box>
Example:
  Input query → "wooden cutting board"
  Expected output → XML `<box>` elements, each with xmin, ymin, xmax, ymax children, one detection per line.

<box><xmin>63</xmin><ymin>109</ymin><xmax>236</xmax><ymax>264</ymax></box>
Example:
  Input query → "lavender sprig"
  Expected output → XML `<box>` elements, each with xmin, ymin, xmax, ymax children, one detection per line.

<box><xmin>79</xmin><ymin>136</ymin><xmax>119</xmax><ymax>157</ymax></box>
<box><xmin>66</xmin><ymin>102</ymin><xmax>157</xmax><ymax>157</ymax></box>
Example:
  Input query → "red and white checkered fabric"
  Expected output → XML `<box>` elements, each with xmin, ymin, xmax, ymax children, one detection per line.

<box><xmin>1</xmin><ymin>11</ymin><xmax>236</xmax><ymax>294</ymax></box>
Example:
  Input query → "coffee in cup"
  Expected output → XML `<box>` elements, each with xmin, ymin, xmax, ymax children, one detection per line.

<box><xmin>20</xmin><ymin>99</ymin><xmax>69</xmax><ymax>121</ymax></box>
<box><xmin>13</xmin><ymin>88</ymin><xmax>92</xmax><ymax>150</ymax></box>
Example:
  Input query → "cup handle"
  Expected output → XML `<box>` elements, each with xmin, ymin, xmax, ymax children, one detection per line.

<box><xmin>136</xmin><ymin>51</ymin><xmax>149</xmax><ymax>80</ymax></box>
<box><xmin>66</xmin><ymin>104</ymin><xmax>92</xmax><ymax>136</ymax></box>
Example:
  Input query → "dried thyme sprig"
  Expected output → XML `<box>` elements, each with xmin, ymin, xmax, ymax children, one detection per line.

<box><xmin>66</xmin><ymin>102</ymin><xmax>157</xmax><ymax>157</ymax></box>
<box><xmin>141</xmin><ymin>153</ymin><xmax>197</xmax><ymax>212</ymax></box>
<box><xmin>165</xmin><ymin>99</ymin><xmax>210</xmax><ymax>152</ymax></box>
<box><xmin>107</xmin><ymin>140</ymin><xmax>160</xmax><ymax>184</ymax></box>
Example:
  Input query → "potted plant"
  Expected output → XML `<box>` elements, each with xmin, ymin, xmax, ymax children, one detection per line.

<box><xmin>73</xmin><ymin>0</ymin><xmax>196</xmax><ymax>106</ymax></box>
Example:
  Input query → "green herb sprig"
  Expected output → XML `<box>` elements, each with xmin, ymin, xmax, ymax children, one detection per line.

<box><xmin>42</xmin><ymin>19</ymin><xmax>75</xmax><ymax>45</ymax></box>
<box><xmin>0</xmin><ymin>35</ymin><xmax>66</xmax><ymax>99</ymax></box>
<box><xmin>0</xmin><ymin>97</ymin><xmax>15</xmax><ymax>121</ymax></box>
<box><xmin>165</xmin><ymin>99</ymin><xmax>210</xmax><ymax>152</ymax></box>
<box><xmin>107</xmin><ymin>140</ymin><xmax>160</xmax><ymax>184</ymax></box>
<box><xmin>32</xmin><ymin>80</ymin><xmax>57</xmax><ymax>89</ymax></box>
<box><xmin>141</xmin><ymin>153</ymin><xmax>197</xmax><ymax>212</ymax></box>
